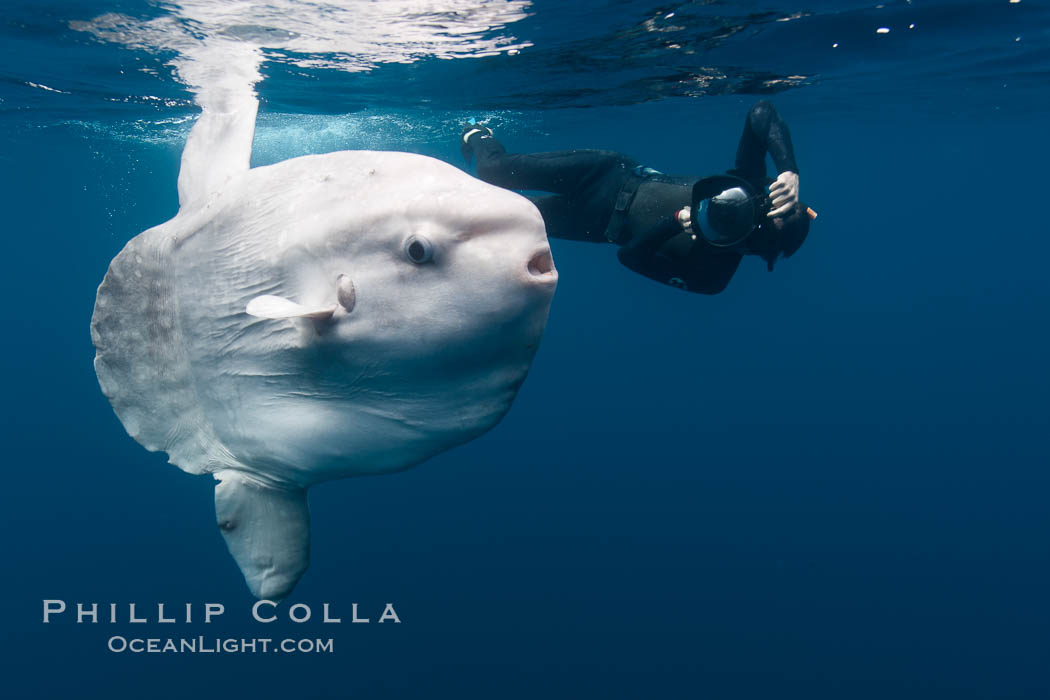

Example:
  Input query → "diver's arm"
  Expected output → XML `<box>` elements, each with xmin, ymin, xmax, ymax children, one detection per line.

<box><xmin>733</xmin><ymin>100</ymin><xmax>800</xmax><ymax>217</ymax></box>
<box><xmin>617</xmin><ymin>209</ymin><xmax>743</xmax><ymax>294</ymax></box>
<box><xmin>734</xmin><ymin>100</ymin><xmax>799</xmax><ymax>178</ymax></box>
<box><xmin>617</xmin><ymin>244</ymin><xmax>741</xmax><ymax>294</ymax></box>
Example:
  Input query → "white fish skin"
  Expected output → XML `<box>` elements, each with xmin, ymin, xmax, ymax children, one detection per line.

<box><xmin>90</xmin><ymin>51</ymin><xmax>556</xmax><ymax>601</ymax></box>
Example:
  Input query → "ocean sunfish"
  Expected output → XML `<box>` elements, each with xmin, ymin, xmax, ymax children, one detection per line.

<box><xmin>90</xmin><ymin>81</ymin><xmax>557</xmax><ymax>599</ymax></box>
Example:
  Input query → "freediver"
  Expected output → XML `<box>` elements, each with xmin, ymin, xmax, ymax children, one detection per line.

<box><xmin>460</xmin><ymin>100</ymin><xmax>816</xmax><ymax>294</ymax></box>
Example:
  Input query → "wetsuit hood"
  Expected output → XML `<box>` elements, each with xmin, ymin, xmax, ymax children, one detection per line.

<box><xmin>745</xmin><ymin>203</ymin><xmax>811</xmax><ymax>270</ymax></box>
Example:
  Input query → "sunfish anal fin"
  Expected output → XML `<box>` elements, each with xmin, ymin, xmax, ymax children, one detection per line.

<box><xmin>214</xmin><ymin>470</ymin><xmax>310</xmax><ymax>601</ymax></box>
<box><xmin>246</xmin><ymin>295</ymin><xmax>337</xmax><ymax>321</ymax></box>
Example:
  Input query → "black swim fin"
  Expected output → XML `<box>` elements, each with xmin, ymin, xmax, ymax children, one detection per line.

<box><xmin>460</xmin><ymin>123</ymin><xmax>493</xmax><ymax>164</ymax></box>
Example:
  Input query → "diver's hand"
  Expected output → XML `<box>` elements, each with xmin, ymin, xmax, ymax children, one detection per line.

<box><xmin>767</xmin><ymin>171</ymin><xmax>799</xmax><ymax>218</ymax></box>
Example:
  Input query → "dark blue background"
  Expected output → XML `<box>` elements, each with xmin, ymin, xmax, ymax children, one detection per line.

<box><xmin>2</xmin><ymin>1</ymin><xmax>1048</xmax><ymax>698</ymax></box>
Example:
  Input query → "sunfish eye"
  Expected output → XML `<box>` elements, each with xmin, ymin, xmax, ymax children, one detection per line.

<box><xmin>404</xmin><ymin>235</ymin><xmax>433</xmax><ymax>264</ymax></box>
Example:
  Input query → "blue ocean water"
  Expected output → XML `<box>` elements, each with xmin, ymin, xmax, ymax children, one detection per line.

<box><xmin>2</xmin><ymin>1</ymin><xmax>1049</xmax><ymax>698</ymax></box>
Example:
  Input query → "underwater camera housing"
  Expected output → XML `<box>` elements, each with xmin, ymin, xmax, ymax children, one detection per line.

<box><xmin>690</xmin><ymin>174</ymin><xmax>770</xmax><ymax>247</ymax></box>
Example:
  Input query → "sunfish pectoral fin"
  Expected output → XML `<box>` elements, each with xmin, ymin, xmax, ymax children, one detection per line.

<box><xmin>214</xmin><ymin>470</ymin><xmax>310</xmax><ymax>601</ymax></box>
<box><xmin>246</xmin><ymin>295</ymin><xmax>337</xmax><ymax>321</ymax></box>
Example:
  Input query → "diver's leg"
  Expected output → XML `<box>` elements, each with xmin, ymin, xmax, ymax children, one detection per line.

<box><xmin>526</xmin><ymin>194</ymin><xmax>607</xmax><ymax>243</ymax></box>
<box><xmin>469</xmin><ymin>132</ymin><xmax>637</xmax><ymax>195</ymax></box>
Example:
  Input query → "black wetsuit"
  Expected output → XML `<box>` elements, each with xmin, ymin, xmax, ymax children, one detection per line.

<box><xmin>468</xmin><ymin>100</ymin><xmax>803</xmax><ymax>294</ymax></box>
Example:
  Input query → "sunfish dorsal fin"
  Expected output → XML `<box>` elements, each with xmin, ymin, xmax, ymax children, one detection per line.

<box><xmin>246</xmin><ymin>295</ymin><xmax>337</xmax><ymax>320</ymax></box>
<box><xmin>176</xmin><ymin>40</ymin><xmax>263</xmax><ymax>209</ymax></box>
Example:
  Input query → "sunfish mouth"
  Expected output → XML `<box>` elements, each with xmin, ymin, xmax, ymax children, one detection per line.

<box><xmin>527</xmin><ymin>248</ymin><xmax>557</xmax><ymax>281</ymax></box>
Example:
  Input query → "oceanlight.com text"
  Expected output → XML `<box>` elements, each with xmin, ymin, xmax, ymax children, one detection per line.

<box><xmin>107</xmin><ymin>636</ymin><xmax>334</xmax><ymax>654</ymax></box>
